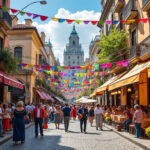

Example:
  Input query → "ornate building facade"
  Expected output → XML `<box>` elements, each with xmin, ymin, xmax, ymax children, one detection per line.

<box><xmin>63</xmin><ymin>26</ymin><xmax>84</xmax><ymax>81</ymax></box>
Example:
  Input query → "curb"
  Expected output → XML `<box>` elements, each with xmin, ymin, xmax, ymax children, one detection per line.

<box><xmin>0</xmin><ymin>122</ymin><xmax>34</xmax><ymax>146</ymax></box>
<box><xmin>104</xmin><ymin>124</ymin><xmax>150</xmax><ymax>150</ymax></box>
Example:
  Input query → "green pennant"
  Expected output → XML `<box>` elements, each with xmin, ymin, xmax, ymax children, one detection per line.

<box><xmin>2</xmin><ymin>6</ymin><xmax>10</xmax><ymax>12</ymax></box>
<box><xmin>93</xmin><ymin>64</ymin><xmax>99</xmax><ymax>70</ymax></box>
<box><xmin>99</xmin><ymin>20</ymin><xmax>105</xmax><ymax>25</ymax></box>
<box><xmin>57</xmin><ymin>66</ymin><xmax>62</xmax><ymax>70</ymax></box>
<box><xmin>19</xmin><ymin>11</ymin><xmax>25</xmax><ymax>16</ymax></box>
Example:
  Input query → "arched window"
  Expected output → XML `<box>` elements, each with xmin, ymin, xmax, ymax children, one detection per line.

<box><xmin>14</xmin><ymin>47</ymin><xmax>22</xmax><ymax>62</ymax></box>
<box><xmin>73</xmin><ymin>41</ymin><xmax>75</xmax><ymax>45</ymax></box>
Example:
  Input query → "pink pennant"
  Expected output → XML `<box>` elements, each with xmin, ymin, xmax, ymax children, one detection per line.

<box><xmin>122</xmin><ymin>60</ymin><xmax>129</xmax><ymax>67</ymax></box>
<box><xmin>26</xmin><ymin>12</ymin><xmax>32</xmax><ymax>17</ymax></box>
<box><xmin>106</xmin><ymin>21</ymin><xmax>113</xmax><ymax>24</ymax></box>
<box><xmin>76</xmin><ymin>66</ymin><xmax>81</xmax><ymax>69</ymax></box>
<box><xmin>106</xmin><ymin>63</ymin><xmax>112</xmax><ymax>68</ymax></box>
<box><xmin>21</xmin><ymin>63</ymin><xmax>27</xmax><ymax>67</ymax></box>
<box><xmin>141</xmin><ymin>18</ymin><xmax>148</xmax><ymax>23</ymax></box>
<box><xmin>91</xmin><ymin>72</ymin><xmax>94</xmax><ymax>76</ymax></box>
<box><xmin>100</xmin><ymin>64</ymin><xmax>107</xmax><ymax>69</ymax></box>
<box><xmin>117</xmin><ymin>61</ymin><xmax>123</xmax><ymax>66</ymax></box>
<box><xmin>60</xmin><ymin>72</ymin><xmax>63</xmax><ymax>76</ymax></box>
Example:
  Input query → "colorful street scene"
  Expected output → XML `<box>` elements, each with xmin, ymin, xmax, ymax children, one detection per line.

<box><xmin>0</xmin><ymin>0</ymin><xmax>150</xmax><ymax>150</ymax></box>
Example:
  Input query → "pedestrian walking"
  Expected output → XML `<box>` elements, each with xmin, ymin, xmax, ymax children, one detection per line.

<box><xmin>133</xmin><ymin>104</ymin><xmax>143</xmax><ymax>138</ymax></box>
<box><xmin>62</xmin><ymin>104</ymin><xmax>71</xmax><ymax>132</ymax></box>
<box><xmin>88</xmin><ymin>106</ymin><xmax>94</xmax><ymax>127</ymax></box>
<box><xmin>2</xmin><ymin>104</ymin><xmax>10</xmax><ymax>133</ymax></box>
<box><xmin>50</xmin><ymin>105</ymin><xmax>55</xmax><ymax>122</ymax></box>
<box><xmin>78</xmin><ymin>105</ymin><xmax>88</xmax><ymax>134</ymax></box>
<box><xmin>72</xmin><ymin>105</ymin><xmax>77</xmax><ymax>120</ymax></box>
<box><xmin>94</xmin><ymin>104</ymin><xmax>104</xmax><ymax>131</ymax></box>
<box><xmin>13</xmin><ymin>101</ymin><xmax>28</xmax><ymax>145</ymax></box>
<box><xmin>54</xmin><ymin>106</ymin><xmax>61</xmax><ymax>129</ymax></box>
<box><xmin>33</xmin><ymin>103</ymin><xmax>45</xmax><ymax>138</ymax></box>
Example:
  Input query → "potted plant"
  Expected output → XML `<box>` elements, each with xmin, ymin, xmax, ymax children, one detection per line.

<box><xmin>145</xmin><ymin>127</ymin><xmax>150</xmax><ymax>138</ymax></box>
<box><xmin>0</xmin><ymin>49</ymin><xmax>17</xmax><ymax>73</ymax></box>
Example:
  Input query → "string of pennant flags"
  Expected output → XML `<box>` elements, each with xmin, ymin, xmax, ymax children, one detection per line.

<box><xmin>17</xmin><ymin>59</ymin><xmax>129</xmax><ymax>71</ymax></box>
<box><xmin>1</xmin><ymin>5</ymin><xmax>150</xmax><ymax>25</ymax></box>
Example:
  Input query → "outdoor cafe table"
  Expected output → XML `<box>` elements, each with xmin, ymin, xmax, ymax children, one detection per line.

<box><xmin>141</xmin><ymin>118</ymin><xmax>150</xmax><ymax>128</ymax></box>
<box><xmin>111</xmin><ymin>115</ymin><xmax>127</xmax><ymax>123</ymax></box>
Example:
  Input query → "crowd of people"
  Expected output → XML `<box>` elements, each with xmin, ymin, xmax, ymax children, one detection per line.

<box><xmin>0</xmin><ymin>101</ymin><xmax>149</xmax><ymax>145</ymax></box>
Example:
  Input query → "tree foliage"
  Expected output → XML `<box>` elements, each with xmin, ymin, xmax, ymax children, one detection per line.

<box><xmin>97</xmin><ymin>27</ymin><xmax>128</xmax><ymax>64</ymax></box>
<box><xmin>0</xmin><ymin>49</ymin><xmax>17</xmax><ymax>73</ymax></box>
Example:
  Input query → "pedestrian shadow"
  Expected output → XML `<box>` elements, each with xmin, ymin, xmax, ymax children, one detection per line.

<box><xmin>4</xmin><ymin>135</ymin><xmax>75</xmax><ymax>150</ymax></box>
<box><xmin>68</xmin><ymin>130</ymin><xmax>101</xmax><ymax>135</ymax></box>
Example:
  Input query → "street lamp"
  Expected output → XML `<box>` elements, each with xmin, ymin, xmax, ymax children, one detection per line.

<box><xmin>12</xmin><ymin>1</ymin><xmax>47</xmax><ymax>20</ymax></box>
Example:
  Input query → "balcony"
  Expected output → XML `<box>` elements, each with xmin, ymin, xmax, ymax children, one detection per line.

<box><xmin>0</xmin><ymin>9</ymin><xmax>12</xmax><ymax>29</ymax></box>
<box><xmin>123</xmin><ymin>0</ymin><xmax>138</xmax><ymax>21</ymax></box>
<box><xmin>140</xmin><ymin>36</ymin><xmax>150</xmax><ymax>61</ymax></box>
<box><xmin>130</xmin><ymin>45</ymin><xmax>140</xmax><ymax>63</ymax></box>
<box><xmin>143</xmin><ymin>0</ymin><xmax>150</xmax><ymax>12</ymax></box>
<box><xmin>114</xmin><ymin>0</ymin><xmax>125</xmax><ymax>13</ymax></box>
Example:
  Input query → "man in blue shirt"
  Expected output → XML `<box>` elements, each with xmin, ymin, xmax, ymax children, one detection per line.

<box><xmin>78</xmin><ymin>105</ymin><xmax>88</xmax><ymax>134</ymax></box>
<box><xmin>62</xmin><ymin>104</ymin><xmax>71</xmax><ymax>132</ymax></box>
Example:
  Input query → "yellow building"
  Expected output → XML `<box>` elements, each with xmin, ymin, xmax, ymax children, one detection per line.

<box><xmin>0</xmin><ymin>0</ymin><xmax>12</xmax><ymax>50</ymax></box>
<box><xmin>96</xmin><ymin>0</ymin><xmax>150</xmax><ymax>106</ymax></box>
<box><xmin>8</xmin><ymin>18</ymin><xmax>49</xmax><ymax>104</ymax></box>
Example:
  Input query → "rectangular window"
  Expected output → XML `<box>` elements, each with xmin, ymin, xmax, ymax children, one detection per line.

<box><xmin>131</xmin><ymin>29</ymin><xmax>136</xmax><ymax>46</ymax></box>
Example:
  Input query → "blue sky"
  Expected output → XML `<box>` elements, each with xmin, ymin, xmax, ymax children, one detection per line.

<box><xmin>10</xmin><ymin>0</ymin><xmax>102</xmax><ymax>64</ymax></box>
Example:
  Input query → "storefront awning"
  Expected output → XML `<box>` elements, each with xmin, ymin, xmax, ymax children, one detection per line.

<box><xmin>0</xmin><ymin>71</ymin><xmax>24</xmax><ymax>89</ymax></box>
<box><xmin>36</xmin><ymin>90</ymin><xmax>45</xmax><ymax>100</ymax></box>
<box><xmin>46</xmin><ymin>94</ymin><xmax>55</xmax><ymax>102</ymax></box>
<box><xmin>96</xmin><ymin>73</ymin><xmax>126</xmax><ymax>93</ymax></box>
<box><xmin>109</xmin><ymin>61</ymin><xmax>150</xmax><ymax>91</ymax></box>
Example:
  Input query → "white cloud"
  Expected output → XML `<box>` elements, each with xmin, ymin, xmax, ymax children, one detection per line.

<box><xmin>32</xmin><ymin>8</ymin><xmax>101</xmax><ymax>65</ymax></box>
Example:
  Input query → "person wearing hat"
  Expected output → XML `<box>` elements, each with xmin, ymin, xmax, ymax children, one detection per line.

<box><xmin>133</xmin><ymin>104</ymin><xmax>143</xmax><ymax>138</ymax></box>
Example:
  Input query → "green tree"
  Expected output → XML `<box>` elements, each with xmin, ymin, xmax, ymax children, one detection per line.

<box><xmin>97</xmin><ymin>27</ymin><xmax>128</xmax><ymax>64</ymax></box>
<box><xmin>0</xmin><ymin>49</ymin><xmax>17</xmax><ymax>73</ymax></box>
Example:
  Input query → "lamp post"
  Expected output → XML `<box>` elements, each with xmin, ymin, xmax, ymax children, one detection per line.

<box><xmin>12</xmin><ymin>1</ymin><xmax>47</xmax><ymax>20</ymax></box>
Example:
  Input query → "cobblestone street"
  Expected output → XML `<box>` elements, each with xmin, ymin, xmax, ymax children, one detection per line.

<box><xmin>0</xmin><ymin>120</ymin><xmax>143</xmax><ymax>150</ymax></box>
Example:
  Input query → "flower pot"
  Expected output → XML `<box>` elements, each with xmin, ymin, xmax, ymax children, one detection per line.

<box><xmin>116</xmin><ymin>125</ymin><xmax>122</xmax><ymax>132</ymax></box>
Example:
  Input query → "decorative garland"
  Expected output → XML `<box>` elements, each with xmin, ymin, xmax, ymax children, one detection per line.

<box><xmin>1</xmin><ymin>5</ymin><xmax>150</xmax><ymax>25</ymax></box>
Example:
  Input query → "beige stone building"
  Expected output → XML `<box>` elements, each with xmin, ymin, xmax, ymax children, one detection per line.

<box><xmin>8</xmin><ymin>18</ymin><xmax>50</xmax><ymax>103</ymax></box>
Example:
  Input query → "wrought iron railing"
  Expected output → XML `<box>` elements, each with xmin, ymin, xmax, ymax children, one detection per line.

<box><xmin>123</xmin><ymin>0</ymin><xmax>137</xmax><ymax>20</ymax></box>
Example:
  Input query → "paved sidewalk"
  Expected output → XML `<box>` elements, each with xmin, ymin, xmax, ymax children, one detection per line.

<box><xmin>0</xmin><ymin>120</ymin><xmax>143</xmax><ymax>150</ymax></box>
<box><xmin>0</xmin><ymin>122</ymin><xmax>33</xmax><ymax>145</ymax></box>
<box><xmin>103</xmin><ymin>123</ymin><xmax>150</xmax><ymax>150</ymax></box>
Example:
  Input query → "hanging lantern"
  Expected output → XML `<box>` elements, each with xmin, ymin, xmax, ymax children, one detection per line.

<box><xmin>127</xmin><ymin>88</ymin><xmax>132</xmax><ymax>92</ymax></box>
